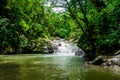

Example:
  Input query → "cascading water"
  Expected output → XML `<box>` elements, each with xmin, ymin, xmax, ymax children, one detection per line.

<box><xmin>51</xmin><ymin>39</ymin><xmax>85</xmax><ymax>56</ymax></box>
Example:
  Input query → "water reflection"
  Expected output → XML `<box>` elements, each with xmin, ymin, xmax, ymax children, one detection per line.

<box><xmin>0</xmin><ymin>63</ymin><xmax>21</xmax><ymax>80</ymax></box>
<box><xmin>0</xmin><ymin>54</ymin><xmax>120</xmax><ymax>80</ymax></box>
<box><xmin>85</xmin><ymin>66</ymin><xmax>120</xmax><ymax>80</ymax></box>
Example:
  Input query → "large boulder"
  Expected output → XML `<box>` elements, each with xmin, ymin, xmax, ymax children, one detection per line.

<box><xmin>75</xmin><ymin>48</ymin><xmax>85</xmax><ymax>57</ymax></box>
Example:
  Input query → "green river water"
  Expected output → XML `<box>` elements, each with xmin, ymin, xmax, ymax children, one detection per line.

<box><xmin>0</xmin><ymin>54</ymin><xmax>120</xmax><ymax>80</ymax></box>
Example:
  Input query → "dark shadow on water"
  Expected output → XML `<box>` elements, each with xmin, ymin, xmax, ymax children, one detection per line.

<box><xmin>85</xmin><ymin>66</ymin><xmax>120</xmax><ymax>80</ymax></box>
<box><xmin>0</xmin><ymin>63</ymin><xmax>22</xmax><ymax>80</ymax></box>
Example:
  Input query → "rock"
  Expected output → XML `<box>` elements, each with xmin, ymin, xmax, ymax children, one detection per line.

<box><xmin>75</xmin><ymin>49</ymin><xmax>85</xmax><ymax>57</ymax></box>
<box><xmin>92</xmin><ymin>56</ymin><xmax>104</xmax><ymax>65</ymax></box>
<box><xmin>42</xmin><ymin>45</ymin><xmax>53</xmax><ymax>54</ymax></box>
<box><xmin>102</xmin><ymin>63</ymin><xmax>107</xmax><ymax>66</ymax></box>
<box><xmin>102</xmin><ymin>54</ymin><xmax>120</xmax><ymax>66</ymax></box>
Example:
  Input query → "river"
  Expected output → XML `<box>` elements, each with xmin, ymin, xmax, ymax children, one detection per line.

<box><xmin>0</xmin><ymin>54</ymin><xmax>120</xmax><ymax>80</ymax></box>
<box><xmin>0</xmin><ymin>39</ymin><xmax>120</xmax><ymax>80</ymax></box>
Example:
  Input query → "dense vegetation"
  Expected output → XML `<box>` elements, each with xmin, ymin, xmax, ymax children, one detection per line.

<box><xmin>0</xmin><ymin>0</ymin><xmax>120</xmax><ymax>60</ymax></box>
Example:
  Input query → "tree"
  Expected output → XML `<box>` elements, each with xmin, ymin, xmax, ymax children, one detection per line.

<box><xmin>64</xmin><ymin>0</ymin><xmax>120</xmax><ymax>60</ymax></box>
<box><xmin>63</xmin><ymin>0</ymin><xmax>98</xmax><ymax>60</ymax></box>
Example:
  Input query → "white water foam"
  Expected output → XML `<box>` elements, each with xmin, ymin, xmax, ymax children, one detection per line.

<box><xmin>51</xmin><ymin>39</ymin><xmax>79</xmax><ymax>56</ymax></box>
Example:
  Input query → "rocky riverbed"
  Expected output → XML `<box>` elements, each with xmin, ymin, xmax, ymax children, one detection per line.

<box><xmin>102</xmin><ymin>54</ymin><xmax>120</xmax><ymax>66</ymax></box>
<box><xmin>90</xmin><ymin>52</ymin><xmax>120</xmax><ymax>67</ymax></box>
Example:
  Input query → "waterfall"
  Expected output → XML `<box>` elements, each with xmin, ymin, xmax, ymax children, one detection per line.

<box><xmin>51</xmin><ymin>39</ymin><xmax>85</xmax><ymax>56</ymax></box>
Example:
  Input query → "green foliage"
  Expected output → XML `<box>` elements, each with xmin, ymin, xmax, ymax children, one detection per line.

<box><xmin>68</xmin><ymin>0</ymin><xmax>120</xmax><ymax>60</ymax></box>
<box><xmin>0</xmin><ymin>0</ymin><xmax>119</xmax><ymax>58</ymax></box>
<box><xmin>0</xmin><ymin>0</ymin><xmax>80</xmax><ymax>54</ymax></box>
<box><xmin>0</xmin><ymin>18</ymin><xmax>20</xmax><ymax>53</ymax></box>
<box><xmin>95</xmin><ymin>1</ymin><xmax>120</xmax><ymax>54</ymax></box>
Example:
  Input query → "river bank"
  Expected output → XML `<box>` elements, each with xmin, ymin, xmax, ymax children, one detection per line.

<box><xmin>86</xmin><ymin>52</ymin><xmax>120</xmax><ymax>67</ymax></box>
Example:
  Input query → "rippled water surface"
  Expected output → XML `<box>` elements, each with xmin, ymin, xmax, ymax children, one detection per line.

<box><xmin>0</xmin><ymin>54</ymin><xmax>120</xmax><ymax>80</ymax></box>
